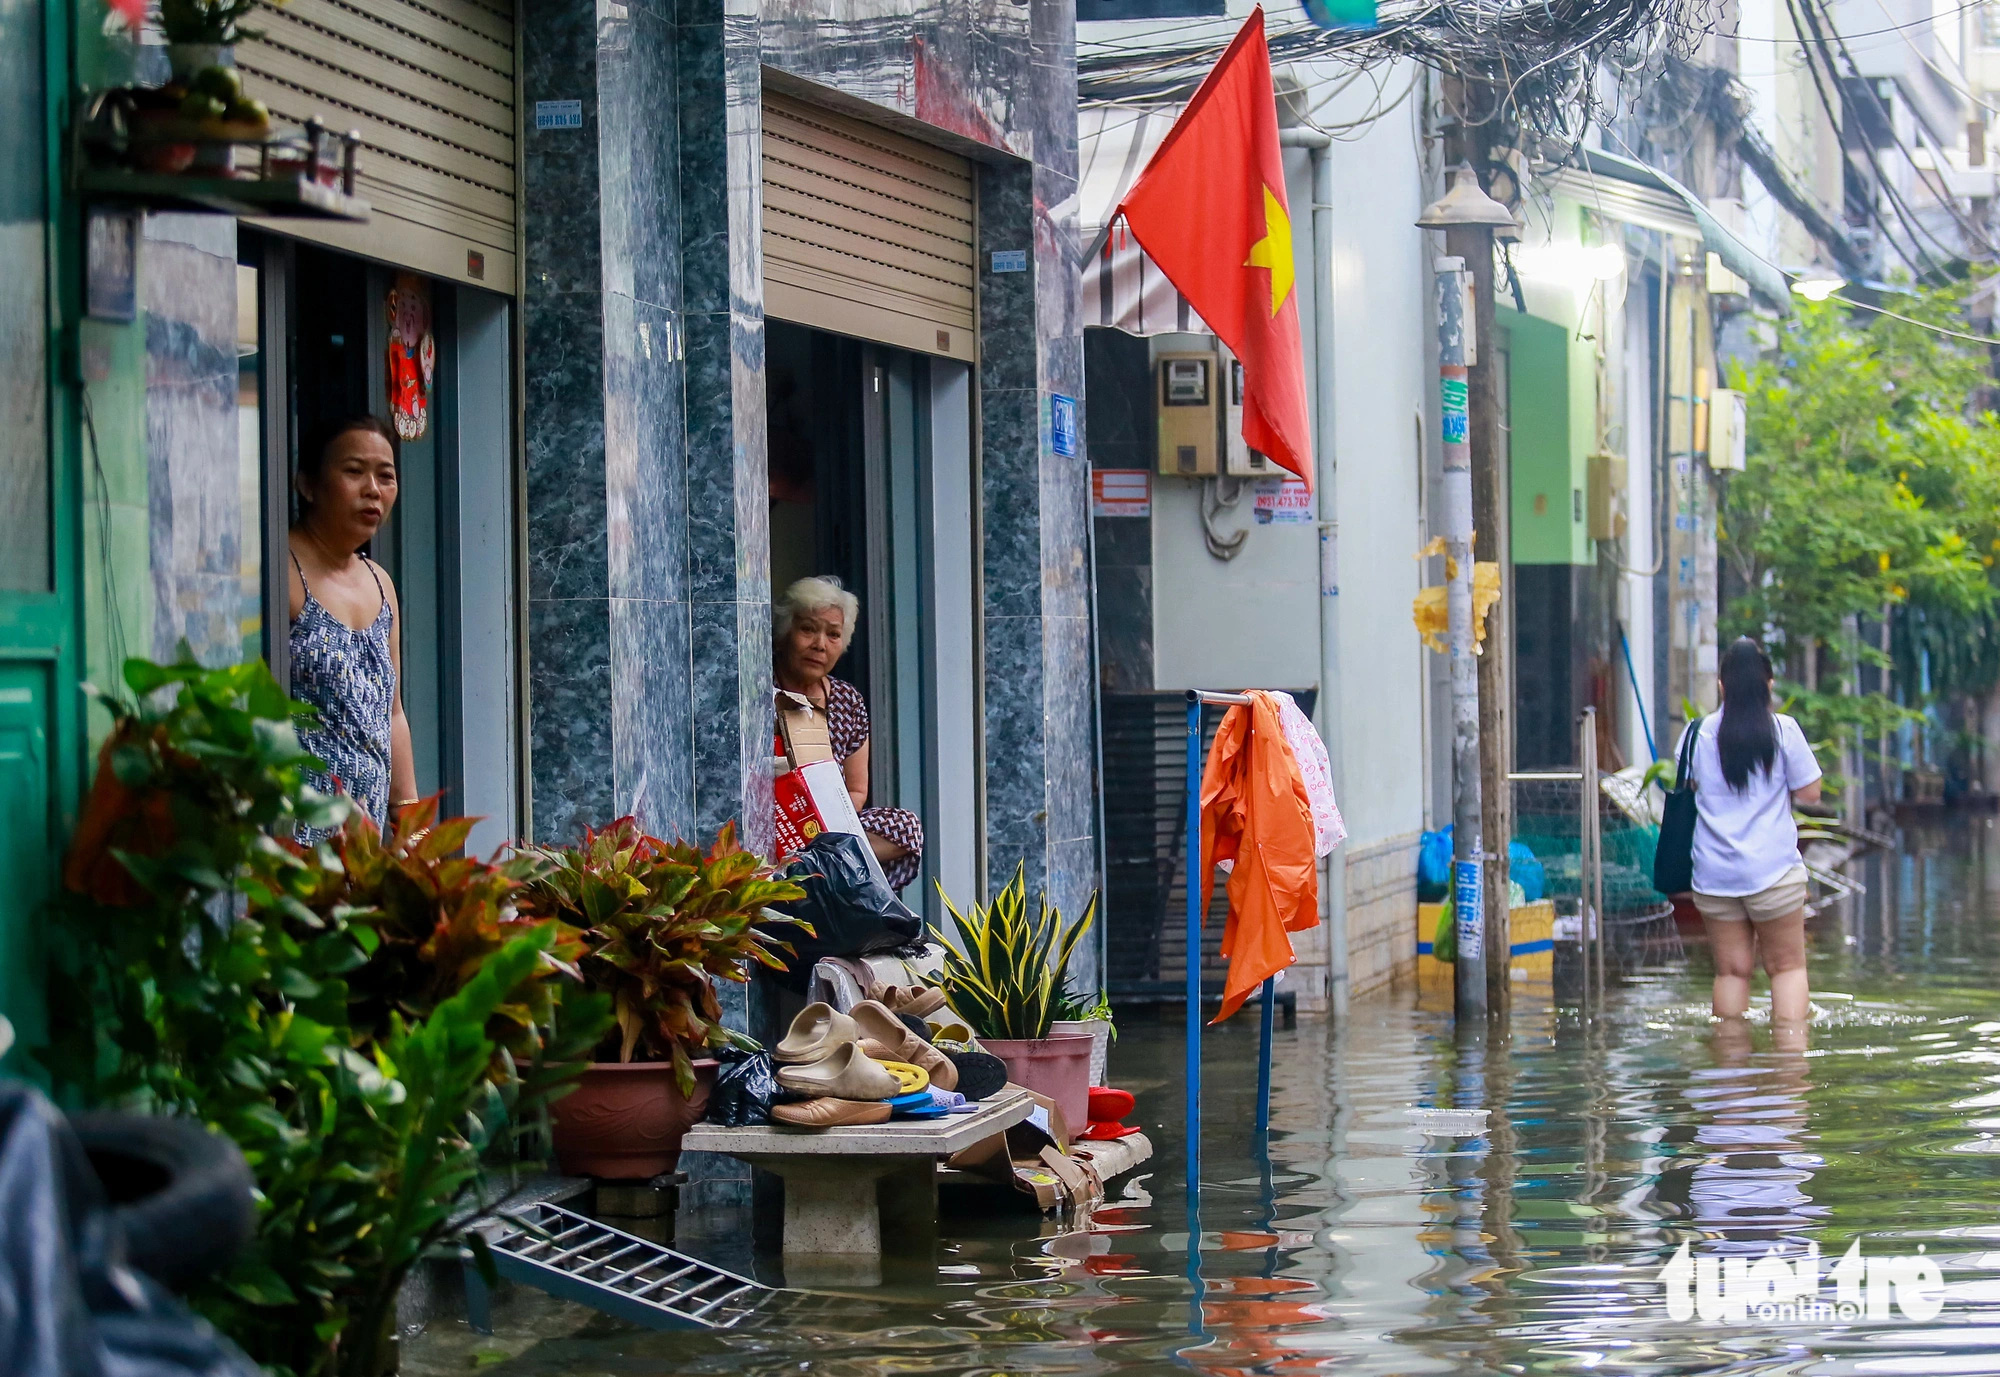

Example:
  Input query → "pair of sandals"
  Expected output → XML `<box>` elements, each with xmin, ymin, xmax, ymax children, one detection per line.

<box><xmin>771</xmin><ymin>1001</ymin><xmax>955</xmax><ymax>1127</ymax></box>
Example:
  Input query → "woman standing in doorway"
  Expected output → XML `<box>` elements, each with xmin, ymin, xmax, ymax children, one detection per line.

<box><xmin>1682</xmin><ymin>637</ymin><xmax>1823</xmax><ymax>1026</ymax></box>
<box><xmin>772</xmin><ymin>576</ymin><xmax>925</xmax><ymax>890</ymax></box>
<box><xmin>289</xmin><ymin>415</ymin><xmax>416</xmax><ymax>838</ymax></box>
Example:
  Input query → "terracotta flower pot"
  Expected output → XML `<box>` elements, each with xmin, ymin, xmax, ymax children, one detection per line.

<box><xmin>981</xmin><ymin>1034</ymin><xmax>1093</xmax><ymax>1133</ymax></box>
<box><xmin>550</xmin><ymin>1058</ymin><xmax>716</xmax><ymax>1180</ymax></box>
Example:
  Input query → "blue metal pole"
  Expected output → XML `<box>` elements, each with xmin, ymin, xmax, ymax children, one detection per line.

<box><xmin>1254</xmin><ymin>976</ymin><xmax>1275</xmax><ymax>1136</ymax></box>
<box><xmin>1186</xmin><ymin>695</ymin><xmax>1202</xmax><ymax>1203</ymax></box>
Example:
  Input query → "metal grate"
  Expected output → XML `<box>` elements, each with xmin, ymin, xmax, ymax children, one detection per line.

<box><xmin>471</xmin><ymin>1202</ymin><xmax>771</xmax><ymax>1332</ymax></box>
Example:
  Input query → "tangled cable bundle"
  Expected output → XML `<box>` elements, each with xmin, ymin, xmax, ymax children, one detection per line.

<box><xmin>1081</xmin><ymin>0</ymin><xmax>1725</xmax><ymax>145</ymax></box>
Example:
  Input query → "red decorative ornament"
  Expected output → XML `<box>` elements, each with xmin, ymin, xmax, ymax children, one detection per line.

<box><xmin>386</xmin><ymin>273</ymin><xmax>434</xmax><ymax>441</ymax></box>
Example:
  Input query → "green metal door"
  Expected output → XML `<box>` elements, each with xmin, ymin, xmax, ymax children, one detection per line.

<box><xmin>0</xmin><ymin>0</ymin><xmax>81</xmax><ymax>1067</ymax></box>
<box><xmin>0</xmin><ymin>665</ymin><xmax>52</xmax><ymax>1056</ymax></box>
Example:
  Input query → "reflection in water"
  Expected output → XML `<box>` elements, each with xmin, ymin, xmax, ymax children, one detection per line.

<box><xmin>1662</xmin><ymin>1020</ymin><xmax>1824</xmax><ymax>1257</ymax></box>
<box><xmin>407</xmin><ymin>819</ymin><xmax>2000</xmax><ymax>1376</ymax></box>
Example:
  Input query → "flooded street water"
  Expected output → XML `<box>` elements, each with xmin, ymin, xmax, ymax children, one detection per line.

<box><xmin>415</xmin><ymin>819</ymin><xmax>2000</xmax><ymax>1376</ymax></box>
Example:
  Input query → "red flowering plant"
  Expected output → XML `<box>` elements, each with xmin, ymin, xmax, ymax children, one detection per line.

<box><xmin>516</xmin><ymin>818</ymin><xmax>807</xmax><ymax>1096</ymax></box>
<box><xmin>293</xmin><ymin>796</ymin><xmax>601</xmax><ymax>1083</ymax></box>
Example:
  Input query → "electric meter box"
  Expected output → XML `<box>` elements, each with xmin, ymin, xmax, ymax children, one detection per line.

<box><xmin>1222</xmin><ymin>354</ymin><xmax>1282</xmax><ymax>477</ymax></box>
<box><xmin>1586</xmin><ymin>452</ymin><xmax>1627</xmax><ymax>541</ymax></box>
<box><xmin>1156</xmin><ymin>351</ymin><xmax>1219</xmax><ymax>477</ymax></box>
<box><xmin>1707</xmin><ymin>388</ymin><xmax>1747</xmax><ymax>471</ymax></box>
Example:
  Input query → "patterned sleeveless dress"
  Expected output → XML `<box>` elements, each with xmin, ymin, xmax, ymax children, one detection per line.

<box><xmin>290</xmin><ymin>552</ymin><xmax>395</xmax><ymax>841</ymax></box>
<box><xmin>821</xmin><ymin>676</ymin><xmax>925</xmax><ymax>891</ymax></box>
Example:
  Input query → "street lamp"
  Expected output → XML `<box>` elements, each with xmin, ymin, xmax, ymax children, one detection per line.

<box><xmin>1790</xmin><ymin>261</ymin><xmax>1845</xmax><ymax>301</ymax></box>
<box><xmin>1418</xmin><ymin>158</ymin><xmax>1515</xmax><ymax>1029</ymax></box>
<box><xmin>1416</xmin><ymin>163</ymin><xmax>1518</xmax><ymax>229</ymax></box>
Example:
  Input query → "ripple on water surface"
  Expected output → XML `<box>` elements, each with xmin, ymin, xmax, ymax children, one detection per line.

<box><xmin>404</xmin><ymin>820</ymin><xmax>2000</xmax><ymax>1376</ymax></box>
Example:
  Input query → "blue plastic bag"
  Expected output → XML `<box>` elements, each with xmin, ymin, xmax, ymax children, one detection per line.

<box><xmin>1509</xmin><ymin>840</ymin><xmax>1546</xmax><ymax>904</ymax></box>
<box><xmin>1417</xmin><ymin>827</ymin><xmax>1452</xmax><ymax>902</ymax></box>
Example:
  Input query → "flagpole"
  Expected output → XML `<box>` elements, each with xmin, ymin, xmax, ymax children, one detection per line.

<box><xmin>1433</xmin><ymin>255</ymin><xmax>1487</xmax><ymax>1026</ymax></box>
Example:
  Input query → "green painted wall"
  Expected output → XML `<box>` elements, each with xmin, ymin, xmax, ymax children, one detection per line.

<box><xmin>1502</xmin><ymin>307</ymin><xmax>1592</xmax><ymax>566</ymax></box>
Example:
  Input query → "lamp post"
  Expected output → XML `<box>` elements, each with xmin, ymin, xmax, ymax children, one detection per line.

<box><xmin>1418</xmin><ymin>163</ymin><xmax>1515</xmax><ymax>1029</ymax></box>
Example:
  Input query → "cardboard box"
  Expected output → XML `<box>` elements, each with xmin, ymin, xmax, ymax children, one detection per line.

<box><xmin>944</xmin><ymin>1088</ymin><xmax>1092</xmax><ymax>1213</ymax></box>
<box><xmin>775</xmin><ymin>690</ymin><xmax>834</xmax><ymax>765</ymax></box>
<box><xmin>793</xmin><ymin>757</ymin><xmax>899</xmax><ymax>894</ymax></box>
<box><xmin>772</xmin><ymin>768</ymin><xmax>827</xmax><ymax>858</ymax></box>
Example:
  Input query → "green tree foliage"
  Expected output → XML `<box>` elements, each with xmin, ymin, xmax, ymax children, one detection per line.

<box><xmin>41</xmin><ymin>652</ymin><xmax>608</xmax><ymax>1377</ymax></box>
<box><xmin>1723</xmin><ymin>287</ymin><xmax>2000</xmax><ymax>769</ymax></box>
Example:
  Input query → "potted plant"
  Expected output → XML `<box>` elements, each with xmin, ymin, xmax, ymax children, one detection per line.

<box><xmin>519</xmin><ymin>817</ymin><xmax>804</xmax><ymax>1180</ymax></box>
<box><xmin>44</xmin><ymin>652</ymin><xmax>608</xmax><ymax>1377</ymax></box>
<box><xmin>157</xmin><ymin>0</ymin><xmax>280</xmax><ymax>77</ymax></box>
<box><xmin>1050</xmin><ymin>988</ymin><xmax>1116</xmax><ymax>1087</ymax></box>
<box><xmin>938</xmin><ymin>865</ymin><xmax>1098</xmax><ymax>1131</ymax></box>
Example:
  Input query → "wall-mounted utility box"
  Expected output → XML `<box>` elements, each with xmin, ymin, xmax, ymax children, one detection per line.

<box><xmin>1156</xmin><ymin>351</ymin><xmax>1219</xmax><ymax>477</ymax></box>
<box><xmin>1706</xmin><ymin>387</ymin><xmax>1747</xmax><ymax>471</ymax></box>
<box><xmin>1222</xmin><ymin>356</ymin><xmax>1282</xmax><ymax>476</ymax></box>
<box><xmin>1586</xmin><ymin>451</ymin><xmax>1627</xmax><ymax>541</ymax></box>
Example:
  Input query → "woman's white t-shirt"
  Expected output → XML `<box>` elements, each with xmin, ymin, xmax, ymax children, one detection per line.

<box><xmin>1679</xmin><ymin>712</ymin><xmax>1821</xmax><ymax>897</ymax></box>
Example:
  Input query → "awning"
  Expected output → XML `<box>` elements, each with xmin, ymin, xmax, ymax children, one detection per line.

<box><xmin>1077</xmin><ymin>105</ymin><xmax>1211</xmax><ymax>335</ymax></box>
<box><xmin>1543</xmin><ymin>147</ymin><xmax>1792</xmax><ymax>313</ymax></box>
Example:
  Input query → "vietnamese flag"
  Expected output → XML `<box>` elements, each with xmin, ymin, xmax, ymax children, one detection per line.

<box><xmin>1115</xmin><ymin>9</ymin><xmax>1313</xmax><ymax>488</ymax></box>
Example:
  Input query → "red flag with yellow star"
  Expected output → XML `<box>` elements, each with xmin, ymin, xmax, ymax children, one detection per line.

<box><xmin>1115</xmin><ymin>9</ymin><xmax>1312</xmax><ymax>487</ymax></box>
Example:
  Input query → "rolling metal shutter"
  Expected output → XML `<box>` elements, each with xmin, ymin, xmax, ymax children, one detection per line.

<box><xmin>761</xmin><ymin>92</ymin><xmax>976</xmax><ymax>362</ymax></box>
<box><xmin>235</xmin><ymin>0</ymin><xmax>517</xmax><ymax>291</ymax></box>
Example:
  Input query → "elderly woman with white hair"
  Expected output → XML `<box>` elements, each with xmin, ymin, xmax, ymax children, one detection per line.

<box><xmin>773</xmin><ymin>575</ymin><xmax>924</xmax><ymax>890</ymax></box>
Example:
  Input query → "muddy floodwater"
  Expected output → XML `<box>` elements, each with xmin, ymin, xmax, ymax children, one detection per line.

<box><xmin>410</xmin><ymin>819</ymin><xmax>2000</xmax><ymax>1375</ymax></box>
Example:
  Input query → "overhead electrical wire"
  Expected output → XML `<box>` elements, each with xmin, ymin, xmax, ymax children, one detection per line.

<box><xmin>1800</xmin><ymin>0</ymin><xmax>1998</xmax><ymax>259</ymax></box>
<box><xmin>1829</xmin><ymin>293</ymin><xmax>2000</xmax><ymax>345</ymax></box>
<box><xmin>1078</xmin><ymin>0</ymin><xmax>1720</xmax><ymax>145</ymax></box>
<box><xmin>1779</xmin><ymin>0</ymin><xmax>1968</xmax><ymax>272</ymax></box>
<box><xmin>1723</xmin><ymin>0</ymin><xmax>1991</xmax><ymax>44</ymax></box>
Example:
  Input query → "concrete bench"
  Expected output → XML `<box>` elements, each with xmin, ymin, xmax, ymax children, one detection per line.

<box><xmin>681</xmin><ymin>1087</ymin><xmax>1036</xmax><ymax>1281</ymax></box>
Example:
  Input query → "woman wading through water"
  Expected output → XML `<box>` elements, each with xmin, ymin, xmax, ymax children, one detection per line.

<box><xmin>1677</xmin><ymin>637</ymin><xmax>1823</xmax><ymax>1028</ymax></box>
<box><xmin>288</xmin><ymin>415</ymin><xmax>417</xmax><ymax>840</ymax></box>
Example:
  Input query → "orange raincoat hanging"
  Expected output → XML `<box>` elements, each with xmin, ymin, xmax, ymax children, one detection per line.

<box><xmin>1199</xmin><ymin>690</ymin><xmax>1319</xmax><ymax>1022</ymax></box>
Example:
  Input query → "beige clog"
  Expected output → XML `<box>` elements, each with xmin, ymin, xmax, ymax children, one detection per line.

<box><xmin>851</xmin><ymin>999</ymin><xmax>958</xmax><ymax>1092</ymax></box>
<box><xmin>771</xmin><ymin>1098</ymin><xmax>893</xmax><ymax>1128</ymax></box>
<box><xmin>774</xmin><ymin>1042</ymin><xmax>902</xmax><ymax>1100</ymax></box>
<box><xmin>775</xmin><ymin>1002</ymin><xmax>859</xmax><ymax>1064</ymax></box>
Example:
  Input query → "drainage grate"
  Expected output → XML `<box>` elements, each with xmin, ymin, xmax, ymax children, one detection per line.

<box><xmin>467</xmin><ymin>1201</ymin><xmax>772</xmax><ymax>1333</ymax></box>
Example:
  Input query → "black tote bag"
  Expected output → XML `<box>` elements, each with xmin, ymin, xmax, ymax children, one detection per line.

<box><xmin>1653</xmin><ymin>718</ymin><xmax>1701</xmax><ymax>895</ymax></box>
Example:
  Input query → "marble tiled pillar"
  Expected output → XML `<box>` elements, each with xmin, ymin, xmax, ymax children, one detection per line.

<box><xmin>523</xmin><ymin>0</ymin><xmax>770</xmax><ymax>1215</ymax></box>
<box><xmin>679</xmin><ymin>0</ymin><xmax>773</xmax><ymax>858</ymax></box>
<box><xmin>974</xmin><ymin>98</ymin><xmax>1095</xmax><ymax>969</ymax></box>
<box><xmin>522</xmin><ymin>0</ymin><xmax>769</xmax><ymax>856</ymax></box>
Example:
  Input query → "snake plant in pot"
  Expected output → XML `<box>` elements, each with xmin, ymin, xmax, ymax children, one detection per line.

<box><xmin>518</xmin><ymin>818</ymin><xmax>804</xmax><ymax>1179</ymax></box>
<box><xmin>937</xmin><ymin>864</ymin><xmax>1098</xmax><ymax>1131</ymax></box>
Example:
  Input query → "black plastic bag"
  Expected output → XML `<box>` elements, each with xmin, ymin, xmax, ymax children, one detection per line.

<box><xmin>707</xmin><ymin>1051</ymin><xmax>805</xmax><ymax>1127</ymax></box>
<box><xmin>0</xmin><ymin>1078</ymin><xmax>261</xmax><ymax>1377</ymax></box>
<box><xmin>770</xmin><ymin>832</ymin><xmax>923</xmax><ymax>988</ymax></box>
<box><xmin>1653</xmin><ymin>717</ymin><xmax>1701</xmax><ymax>895</ymax></box>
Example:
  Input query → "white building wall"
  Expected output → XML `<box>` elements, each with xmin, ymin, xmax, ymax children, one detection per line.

<box><xmin>1077</xmin><ymin>9</ymin><xmax>1438</xmax><ymax>1009</ymax></box>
